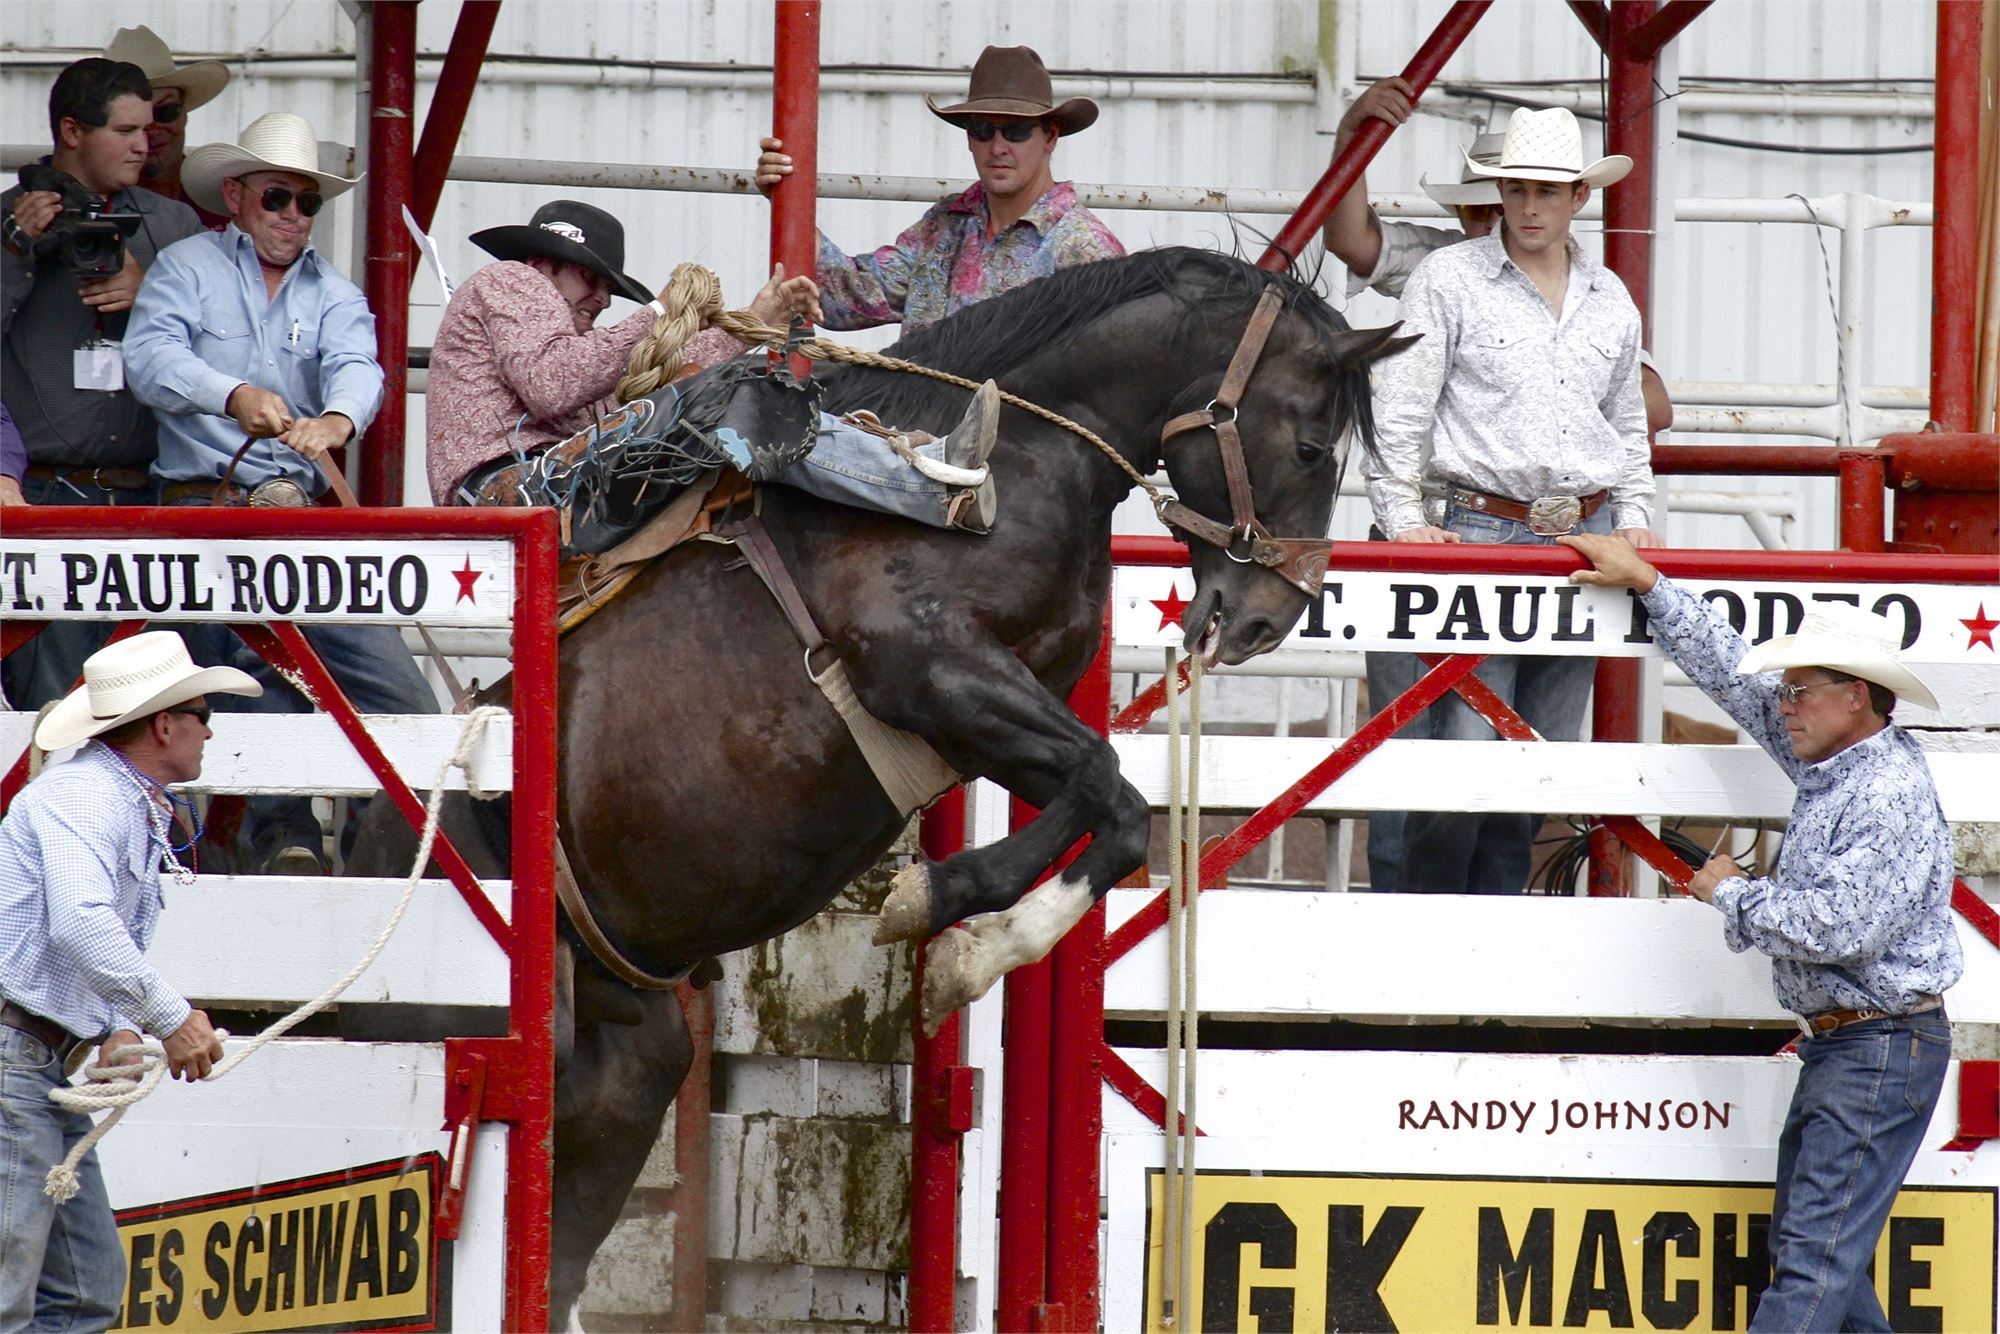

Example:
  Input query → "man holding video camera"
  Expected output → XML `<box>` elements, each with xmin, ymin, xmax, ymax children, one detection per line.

<box><xmin>1</xmin><ymin>57</ymin><xmax>203</xmax><ymax>709</ymax></box>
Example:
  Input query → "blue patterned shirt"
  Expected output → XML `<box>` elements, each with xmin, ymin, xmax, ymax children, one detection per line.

<box><xmin>0</xmin><ymin>743</ymin><xmax>191</xmax><ymax>1040</ymax></box>
<box><xmin>1641</xmin><ymin>576</ymin><xmax>1963</xmax><ymax>1016</ymax></box>
<box><xmin>126</xmin><ymin>225</ymin><xmax>382</xmax><ymax>493</ymax></box>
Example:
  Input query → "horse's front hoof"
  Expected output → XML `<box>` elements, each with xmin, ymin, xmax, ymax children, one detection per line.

<box><xmin>920</xmin><ymin>928</ymin><xmax>991</xmax><ymax>1034</ymax></box>
<box><xmin>874</xmin><ymin>861</ymin><xmax>934</xmax><ymax>945</ymax></box>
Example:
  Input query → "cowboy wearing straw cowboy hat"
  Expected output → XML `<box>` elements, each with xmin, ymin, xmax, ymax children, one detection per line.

<box><xmin>101</xmin><ymin>25</ymin><xmax>231</xmax><ymax>229</ymax></box>
<box><xmin>1563</xmin><ymin>533</ymin><xmax>1959</xmax><ymax>1332</ymax></box>
<box><xmin>0</xmin><ymin>633</ymin><xmax>243</xmax><ymax>1327</ymax></box>
<box><xmin>753</xmin><ymin>45</ymin><xmax>1123</xmax><ymax>331</ymax></box>
<box><xmin>1366</xmin><ymin>105</ymin><xmax>1658</xmax><ymax>896</ymax></box>
<box><xmin>125</xmin><ymin>111</ymin><xmax>439</xmax><ymax>875</ymax></box>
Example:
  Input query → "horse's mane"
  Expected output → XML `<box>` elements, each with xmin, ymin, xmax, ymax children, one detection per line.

<box><xmin>816</xmin><ymin>247</ymin><xmax>1378</xmax><ymax>465</ymax></box>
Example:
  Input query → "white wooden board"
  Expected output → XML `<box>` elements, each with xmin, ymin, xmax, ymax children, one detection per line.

<box><xmin>1103</xmin><ymin>888</ymin><xmax>2000</xmax><ymax>1025</ymax></box>
<box><xmin>1109</xmin><ymin>735</ymin><xmax>2000</xmax><ymax>822</ymax></box>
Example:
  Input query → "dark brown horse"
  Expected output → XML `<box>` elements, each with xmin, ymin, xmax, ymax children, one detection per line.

<box><xmin>350</xmin><ymin>247</ymin><xmax>1409</xmax><ymax>1319</ymax></box>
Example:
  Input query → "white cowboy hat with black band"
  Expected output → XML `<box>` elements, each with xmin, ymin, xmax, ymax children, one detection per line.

<box><xmin>926</xmin><ymin>46</ymin><xmax>1098</xmax><ymax>136</ymax></box>
<box><xmin>1736</xmin><ymin>603</ymin><xmax>1939</xmax><ymax>713</ymax></box>
<box><xmin>470</xmin><ymin>200</ymin><xmax>654</xmax><ymax>305</ymax></box>
<box><xmin>182</xmin><ymin>111</ymin><xmax>361</xmax><ymax>217</ymax></box>
<box><xmin>1420</xmin><ymin>131</ymin><xmax>1504</xmax><ymax>207</ymax></box>
<box><xmin>35</xmin><ymin>631</ymin><xmax>260</xmax><ymax>754</ymax></box>
<box><xmin>102</xmin><ymin>26</ymin><xmax>230</xmax><ymax>112</ymax></box>
<box><xmin>1463</xmin><ymin>106</ymin><xmax>1632</xmax><ymax>189</ymax></box>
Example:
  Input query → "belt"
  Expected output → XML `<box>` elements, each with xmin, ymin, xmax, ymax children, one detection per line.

<box><xmin>26</xmin><ymin>463</ymin><xmax>153</xmax><ymax>492</ymax></box>
<box><xmin>1801</xmin><ymin>994</ymin><xmax>1943</xmax><ymax>1038</ymax></box>
<box><xmin>1449</xmin><ymin>486</ymin><xmax>1609</xmax><ymax>532</ymax></box>
<box><xmin>0</xmin><ymin>1000</ymin><xmax>88</xmax><ymax>1061</ymax></box>
<box><xmin>160</xmin><ymin>478</ymin><xmax>315</xmax><ymax>508</ymax></box>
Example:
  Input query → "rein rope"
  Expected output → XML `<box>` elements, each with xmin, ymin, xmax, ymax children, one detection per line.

<box><xmin>1159</xmin><ymin>647</ymin><xmax>1204</xmax><ymax>1328</ymax></box>
<box><xmin>618</xmin><ymin>263</ymin><xmax>1166</xmax><ymax>502</ymax></box>
<box><xmin>44</xmin><ymin>706</ymin><xmax>511</xmax><ymax>1204</ymax></box>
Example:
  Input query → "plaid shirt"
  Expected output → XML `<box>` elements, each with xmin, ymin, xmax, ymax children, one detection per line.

<box><xmin>0</xmin><ymin>742</ymin><xmax>190</xmax><ymax>1040</ymax></box>
<box><xmin>814</xmin><ymin>181</ymin><xmax>1123</xmax><ymax>331</ymax></box>
<box><xmin>1641</xmin><ymin>577</ymin><xmax>1963</xmax><ymax>1017</ymax></box>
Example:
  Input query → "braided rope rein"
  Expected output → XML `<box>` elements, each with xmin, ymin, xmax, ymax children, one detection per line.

<box><xmin>45</xmin><ymin>705</ymin><xmax>512</xmax><ymax>1203</ymax></box>
<box><xmin>617</xmin><ymin>263</ymin><xmax>1164</xmax><ymax>503</ymax></box>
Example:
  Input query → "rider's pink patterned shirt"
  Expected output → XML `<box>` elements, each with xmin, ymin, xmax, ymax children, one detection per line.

<box><xmin>426</xmin><ymin>260</ymin><xmax>742</xmax><ymax>503</ymax></box>
<box><xmin>813</xmin><ymin>181</ymin><xmax>1123</xmax><ymax>331</ymax></box>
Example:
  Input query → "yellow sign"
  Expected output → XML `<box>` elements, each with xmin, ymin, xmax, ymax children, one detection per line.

<box><xmin>1143</xmin><ymin>1171</ymin><xmax>1996</xmax><ymax>1332</ymax></box>
<box><xmin>110</xmin><ymin>1155</ymin><xmax>442</xmax><ymax>1332</ymax></box>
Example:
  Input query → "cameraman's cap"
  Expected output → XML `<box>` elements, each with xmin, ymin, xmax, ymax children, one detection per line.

<box><xmin>183</xmin><ymin>112</ymin><xmax>362</xmax><ymax>217</ymax></box>
<box><xmin>102</xmin><ymin>27</ymin><xmax>229</xmax><ymax>112</ymax></box>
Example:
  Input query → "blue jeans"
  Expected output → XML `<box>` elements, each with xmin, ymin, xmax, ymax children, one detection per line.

<box><xmin>1752</xmin><ymin>1010</ymin><xmax>1952</xmax><ymax>1332</ymax></box>
<box><xmin>0</xmin><ymin>476</ymin><xmax>155</xmax><ymax>714</ymax></box>
<box><xmin>0</xmin><ymin>1025</ymin><xmax>123</xmax><ymax>1333</ymax></box>
<box><xmin>1401</xmin><ymin>503</ymin><xmax>1611</xmax><ymax>894</ymax></box>
<box><xmin>770</xmin><ymin>416</ymin><xmax>960</xmax><ymax>527</ymax></box>
<box><xmin>162</xmin><ymin>496</ymin><xmax>442</xmax><ymax>865</ymax></box>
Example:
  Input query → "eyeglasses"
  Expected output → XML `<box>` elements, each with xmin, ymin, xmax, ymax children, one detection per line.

<box><xmin>1774</xmin><ymin>679</ymin><xmax>1848</xmax><ymax>706</ymax></box>
<box><xmin>168</xmin><ymin>705</ymin><xmax>213</xmax><ymax>725</ymax></box>
<box><xmin>151</xmin><ymin>102</ymin><xmax>184</xmax><ymax>124</ymax></box>
<box><xmin>253</xmin><ymin>185</ymin><xmax>324</xmax><ymax>218</ymax></box>
<box><xmin>962</xmin><ymin>119</ymin><xmax>1043</xmax><ymax>144</ymax></box>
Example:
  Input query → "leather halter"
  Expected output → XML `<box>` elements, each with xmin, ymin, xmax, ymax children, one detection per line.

<box><xmin>1153</xmin><ymin>287</ymin><xmax>1336</xmax><ymax>598</ymax></box>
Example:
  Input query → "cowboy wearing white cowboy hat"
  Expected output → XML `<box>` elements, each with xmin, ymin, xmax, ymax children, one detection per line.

<box><xmin>752</xmin><ymin>44</ymin><xmax>1123</xmax><ymax>331</ymax></box>
<box><xmin>1365</xmin><ymin>103</ymin><xmax>1658</xmax><ymax>896</ymax></box>
<box><xmin>125</xmin><ymin>112</ymin><xmax>440</xmax><ymax>875</ymax></box>
<box><xmin>101</xmin><ymin>25</ymin><xmax>231</xmax><ymax>224</ymax></box>
<box><xmin>1562</xmin><ymin>531</ymin><xmax>1959</xmax><ymax>1330</ymax></box>
<box><xmin>1</xmin><ymin>633</ymin><xmax>244</xmax><ymax>1326</ymax></box>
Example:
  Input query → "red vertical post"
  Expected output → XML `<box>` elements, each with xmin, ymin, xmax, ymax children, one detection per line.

<box><xmin>667</xmin><ymin>981</ymin><xmax>712</xmax><ymax>1332</ymax></box>
<box><xmin>1044</xmin><ymin>627</ymin><xmax>1112</xmax><ymax>1329</ymax></box>
<box><xmin>410</xmin><ymin>0</ymin><xmax>503</xmax><ymax>233</ymax></box>
<box><xmin>1838</xmin><ymin>450</ymin><xmax>1888</xmax><ymax>551</ymax></box>
<box><xmin>361</xmin><ymin>0</ymin><xmax>417</xmax><ymax>507</ymax></box>
<box><xmin>1587</xmin><ymin>0</ymin><xmax>1664</xmax><ymax>895</ymax></box>
<box><xmin>998</xmin><ymin>795</ymin><xmax>1053</xmax><ymax>1334</ymax></box>
<box><xmin>910</xmin><ymin>790</ymin><xmax>968</xmax><ymax>1334</ymax></box>
<box><xmin>770</xmin><ymin>0</ymin><xmax>819</xmax><ymax>379</ymax></box>
<box><xmin>1929</xmin><ymin>0</ymin><xmax>1981</xmax><ymax>433</ymax></box>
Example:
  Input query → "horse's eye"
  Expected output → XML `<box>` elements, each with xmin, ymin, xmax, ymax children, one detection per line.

<box><xmin>1295</xmin><ymin>440</ymin><xmax>1328</xmax><ymax>465</ymax></box>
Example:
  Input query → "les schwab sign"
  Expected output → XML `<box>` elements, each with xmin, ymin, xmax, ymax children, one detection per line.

<box><xmin>109</xmin><ymin>1155</ymin><xmax>443</xmax><ymax>1333</ymax></box>
<box><xmin>1142</xmin><ymin>1171</ymin><xmax>1995</xmax><ymax>1332</ymax></box>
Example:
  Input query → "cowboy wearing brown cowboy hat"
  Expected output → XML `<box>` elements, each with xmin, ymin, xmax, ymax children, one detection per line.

<box><xmin>754</xmin><ymin>44</ymin><xmax>1124</xmax><ymax>331</ymax></box>
<box><xmin>101</xmin><ymin>25</ymin><xmax>232</xmax><ymax>228</ymax></box>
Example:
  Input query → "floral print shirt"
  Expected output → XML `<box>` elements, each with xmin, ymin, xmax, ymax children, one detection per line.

<box><xmin>813</xmin><ymin>181</ymin><xmax>1123</xmax><ymax>331</ymax></box>
<box><xmin>1641</xmin><ymin>576</ymin><xmax>1964</xmax><ymax>1017</ymax></box>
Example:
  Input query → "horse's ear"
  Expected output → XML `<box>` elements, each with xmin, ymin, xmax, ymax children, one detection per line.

<box><xmin>1328</xmin><ymin>321</ymin><xmax>1422</xmax><ymax>368</ymax></box>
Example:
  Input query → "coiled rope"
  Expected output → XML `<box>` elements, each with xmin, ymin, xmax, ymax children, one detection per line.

<box><xmin>616</xmin><ymin>263</ymin><xmax>1166</xmax><ymax>502</ymax></box>
<box><xmin>1158</xmin><ymin>648</ymin><xmax>1203</xmax><ymax>1329</ymax></box>
<box><xmin>45</xmin><ymin>705</ymin><xmax>512</xmax><ymax>1203</ymax></box>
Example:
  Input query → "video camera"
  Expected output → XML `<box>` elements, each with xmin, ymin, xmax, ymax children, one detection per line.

<box><xmin>16</xmin><ymin>162</ymin><xmax>141</xmax><ymax>278</ymax></box>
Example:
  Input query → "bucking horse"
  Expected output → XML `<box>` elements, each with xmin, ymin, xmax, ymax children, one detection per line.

<box><xmin>349</xmin><ymin>245</ymin><xmax>1411</xmax><ymax>1319</ymax></box>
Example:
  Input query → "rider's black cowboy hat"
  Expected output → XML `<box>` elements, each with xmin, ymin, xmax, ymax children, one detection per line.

<box><xmin>926</xmin><ymin>46</ymin><xmax>1098</xmax><ymax>136</ymax></box>
<box><xmin>471</xmin><ymin>200</ymin><xmax>653</xmax><ymax>304</ymax></box>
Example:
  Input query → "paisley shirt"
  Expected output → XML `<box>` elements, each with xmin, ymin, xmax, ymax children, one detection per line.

<box><xmin>813</xmin><ymin>181</ymin><xmax>1123</xmax><ymax>331</ymax></box>
<box><xmin>1641</xmin><ymin>576</ymin><xmax>1963</xmax><ymax>1016</ymax></box>
<box><xmin>1368</xmin><ymin>232</ymin><xmax>1652</xmax><ymax>537</ymax></box>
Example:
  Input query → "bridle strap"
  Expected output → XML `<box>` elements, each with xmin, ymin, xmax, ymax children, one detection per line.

<box><xmin>1155</xmin><ymin>287</ymin><xmax>1334</xmax><ymax>598</ymax></box>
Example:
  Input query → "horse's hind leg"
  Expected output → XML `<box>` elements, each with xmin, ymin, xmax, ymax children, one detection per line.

<box><xmin>549</xmin><ymin>982</ymin><xmax>691</xmax><ymax>1327</ymax></box>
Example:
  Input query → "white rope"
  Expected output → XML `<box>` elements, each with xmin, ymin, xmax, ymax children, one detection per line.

<box><xmin>44</xmin><ymin>705</ymin><xmax>512</xmax><ymax>1203</ymax></box>
<box><xmin>1157</xmin><ymin>650</ymin><xmax>1204</xmax><ymax>1331</ymax></box>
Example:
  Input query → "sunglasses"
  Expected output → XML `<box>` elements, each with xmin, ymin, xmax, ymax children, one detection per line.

<box><xmin>252</xmin><ymin>185</ymin><xmax>324</xmax><ymax>217</ymax></box>
<box><xmin>168</xmin><ymin>704</ymin><xmax>213</xmax><ymax>725</ymax></box>
<box><xmin>151</xmin><ymin>102</ymin><xmax>184</xmax><ymax>124</ymax></box>
<box><xmin>962</xmin><ymin>119</ymin><xmax>1044</xmax><ymax>144</ymax></box>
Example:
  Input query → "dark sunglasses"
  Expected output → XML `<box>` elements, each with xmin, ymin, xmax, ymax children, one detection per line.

<box><xmin>254</xmin><ymin>185</ymin><xmax>324</xmax><ymax>217</ymax></box>
<box><xmin>151</xmin><ymin>102</ymin><xmax>184</xmax><ymax>124</ymax></box>
<box><xmin>168</xmin><ymin>704</ymin><xmax>213</xmax><ymax>725</ymax></box>
<box><xmin>962</xmin><ymin>119</ymin><xmax>1044</xmax><ymax>144</ymax></box>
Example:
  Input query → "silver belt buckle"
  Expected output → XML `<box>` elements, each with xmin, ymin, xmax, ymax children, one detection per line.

<box><xmin>1526</xmin><ymin>495</ymin><xmax>1582</xmax><ymax>536</ymax></box>
<box><xmin>248</xmin><ymin>478</ymin><xmax>312</xmax><ymax>508</ymax></box>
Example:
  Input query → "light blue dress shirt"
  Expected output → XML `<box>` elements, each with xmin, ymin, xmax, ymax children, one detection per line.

<box><xmin>125</xmin><ymin>225</ymin><xmax>382</xmax><ymax>492</ymax></box>
<box><xmin>1640</xmin><ymin>576</ymin><xmax>1963</xmax><ymax>1017</ymax></box>
<box><xmin>0</xmin><ymin>743</ymin><xmax>191</xmax><ymax>1041</ymax></box>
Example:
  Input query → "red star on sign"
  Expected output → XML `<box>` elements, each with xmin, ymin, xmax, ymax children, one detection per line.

<box><xmin>1151</xmin><ymin>582</ymin><xmax>1191</xmax><ymax>633</ymax></box>
<box><xmin>452</xmin><ymin>556</ymin><xmax>483</xmax><ymax>605</ymax></box>
<box><xmin>1964</xmin><ymin>602</ymin><xmax>1998</xmax><ymax>652</ymax></box>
